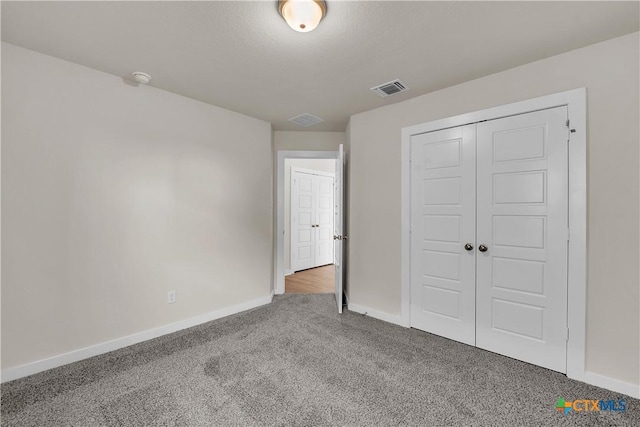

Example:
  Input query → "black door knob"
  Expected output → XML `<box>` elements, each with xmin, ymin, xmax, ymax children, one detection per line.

<box><xmin>464</xmin><ymin>243</ymin><xmax>473</xmax><ymax>251</ymax></box>
<box><xmin>478</xmin><ymin>244</ymin><xmax>488</xmax><ymax>252</ymax></box>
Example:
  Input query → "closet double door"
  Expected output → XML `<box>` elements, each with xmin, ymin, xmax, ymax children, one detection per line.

<box><xmin>410</xmin><ymin>107</ymin><xmax>569</xmax><ymax>373</ymax></box>
<box><xmin>291</xmin><ymin>169</ymin><xmax>334</xmax><ymax>272</ymax></box>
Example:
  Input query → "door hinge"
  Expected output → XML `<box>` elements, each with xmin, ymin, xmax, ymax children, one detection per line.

<box><xmin>565</xmin><ymin>328</ymin><xmax>570</xmax><ymax>341</ymax></box>
<box><xmin>566</xmin><ymin>119</ymin><xmax>570</xmax><ymax>128</ymax></box>
<box><xmin>567</xmin><ymin>228</ymin><xmax>570</xmax><ymax>241</ymax></box>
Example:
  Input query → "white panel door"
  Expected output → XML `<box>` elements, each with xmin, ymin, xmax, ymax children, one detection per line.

<box><xmin>476</xmin><ymin>107</ymin><xmax>568</xmax><ymax>373</ymax></box>
<box><xmin>410</xmin><ymin>125</ymin><xmax>476</xmax><ymax>345</ymax></box>
<box><xmin>291</xmin><ymin>171</ymin><xmax>315</xmax><ymax>271</ymax></box>
<box><xmin>316</xmin><ymin>175</ymin><xmax>335</xmax><ymax>266</ymax></box>
<box><xmin>334</xmin><ymin>144</ymin><xmax>344</xmax><ymax>313</ymax></box>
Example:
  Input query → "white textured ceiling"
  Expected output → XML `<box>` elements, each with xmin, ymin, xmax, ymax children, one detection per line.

<box><xmin>2</xmin><ymin>1</ymin><xmax>638</xmax><ymax>131</ymax></box>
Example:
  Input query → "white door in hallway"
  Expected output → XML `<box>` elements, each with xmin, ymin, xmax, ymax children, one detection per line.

<box><xmin>316</xmin><ymin>175</ymin><xmax>335</xmax><ymax>266</ymax></box>
<box><xmin>410</xmin><ymin>125</ymin><xmax>477</xmax><ymax>346</ymax></box>
<box><xmin>291</xmin><ymin>169</ymin><xmax>335</xmax><ymax>272</ymax></box>
<box><xmin>475</xmin><ymin>107</ymin><xmax>569</xmax><ymax>373</ymax></box>
<box><xmin>291</xmin><ymin>171</ymin><xmax>316</xmax><ymax>271</ymax></box>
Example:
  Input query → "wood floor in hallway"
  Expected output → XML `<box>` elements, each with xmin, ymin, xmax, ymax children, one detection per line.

<box><xmin>285</xmin><ymin>265</ymin><xmax>334</xmax><ymax>294</ymax></box>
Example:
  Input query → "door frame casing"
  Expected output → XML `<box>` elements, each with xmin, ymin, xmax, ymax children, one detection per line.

<box><xmin>400</xmin><ymin>88</ymin><xmax>587</xmax><ymax>382</ymax></box>
<box><xmin>275</xmin><ymin>150</ymin><xmax>338</xmax><ymax>295</ymax></box>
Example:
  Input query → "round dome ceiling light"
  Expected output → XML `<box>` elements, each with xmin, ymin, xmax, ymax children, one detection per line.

<box><xmin>132</xmin><ymin>72</ymin><xmax>151</xmax><ymax>85</ymax></box>
<box><xmin>278</xmin><ymin>0</ymin><xmax>326</xmax><ymax>33</ymax></box>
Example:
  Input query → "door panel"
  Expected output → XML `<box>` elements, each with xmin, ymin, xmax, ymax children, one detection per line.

<box><xmin>423</xmin><ymin>177</ymin><xmax>461</xmax><ymax>204</ymax></box>
<box><xmin>491</xmin><ymin>299</ymin><xmax>544</xmax><ymax>339</ymax></box>
<box><xmin>476</xmin><ymin>106</ymin><xmax>568</xmax><ymax>373</ymax></box>
<box><xmin>493</xmin><ymin>171</ymin><xmax>546</xmax><ymax>204</ymax></box>
<box><xmin>423</xmin><ymin>215</ymin><xmax>461</xmax><ymax>242</ymax></box>
<box><xmin>493</xmin><ymin>215</ymin><xmax>545</xmax><ymax>248</ymax></box>
<box><xmin>410</xmin><ymin>125</ymin><xmax>476</xmax><ymax>346</ymax></box>
<box><xmin>291</xmin><ymin>171</ymin><xmax>315</xmax><ymax>271</ymax></box>
<box><xmin>492</xmin><ymin>257</ymin><xmax>544</xmax><ymax>294</ymax></box>
<box><xmin>492</xmin><ymin>126</ymin><xmax>546</xmax><ymax>162</ymax></box>
<box><xmin>316</xmin><ymin>175</ymin><xmax>334</xmax><ymax>266</ymax></box>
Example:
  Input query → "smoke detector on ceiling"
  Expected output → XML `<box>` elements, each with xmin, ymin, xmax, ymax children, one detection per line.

<box><xmin>370</xmin><ymin>79</ymin><xmax>408</xmax><ymax>97</ymax></box>
<box><xmin>132</xmin><ymin>72</ymin><xmax>151</xmax><ymax>85</ymax></box>
<box><xmin>289</xmin><ymin>113</ymin><xmax>324</xmax><ymax>127</ymax></box>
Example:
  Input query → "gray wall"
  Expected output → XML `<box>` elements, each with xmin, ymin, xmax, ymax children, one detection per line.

<box><xmin>1</xmin><ymin>43</ymin><xmax>273</xmax><ymax>369</ymax></box>
<box><xmin>273</xmin><ymin>131</ymin><xmax>345</xmax><ymax>152</ymax></box>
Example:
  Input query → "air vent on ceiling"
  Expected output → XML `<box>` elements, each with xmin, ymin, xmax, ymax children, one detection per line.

<box><xmin>289</xmin><ymin>113</ymin><xmax>324</xmax><ymax>127</ymax></box>
<box><xmin>370</xmin><ymin>79</ymin><xmax>409</xmax><ymax>97</ymax></box>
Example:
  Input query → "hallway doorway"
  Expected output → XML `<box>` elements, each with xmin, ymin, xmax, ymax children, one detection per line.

<box><xmin>275</xmin><ymin>147</ymin><xmax>346</xmax><ymax>312</ymax></box>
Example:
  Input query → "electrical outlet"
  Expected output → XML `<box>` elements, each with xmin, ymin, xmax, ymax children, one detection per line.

<box><xmin>167</xmin><ymin>291</ymin><xmax>176</xmax><ymax>304</ymax></box>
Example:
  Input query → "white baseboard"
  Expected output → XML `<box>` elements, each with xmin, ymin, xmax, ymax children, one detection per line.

<box><xmin>347</xmin><ymin>302</ymin><xmax>410</xmax><ymax>328</ymax></box>
<box><xmin>7</xmin><ymin>293</ymin><xmax>635</xmax><ymax>401</ymax></box>
<box><xmin>345</xmin><ymin>304</ymin><xmax>639</xmax><ymax>398</ymax></box>
<box><xmin>583</xmin><ymin>371</ymin><xmax>640</xmax><ymax>399</ymax></box>
<box><xmin>1</xmin><ymin>292</ymin><xmax>274</xmax><ymax>383</ymax></box>
<box><xmin>284</xmin><ymin>269</ymin><xmax>294</xmax><ymax>276</ymax></box>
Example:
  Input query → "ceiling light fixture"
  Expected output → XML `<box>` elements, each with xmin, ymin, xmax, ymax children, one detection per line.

<box><xmin>278</xmin><ymin>0</ymin><xmax>327</xmax><ymax>33</ymax></box>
